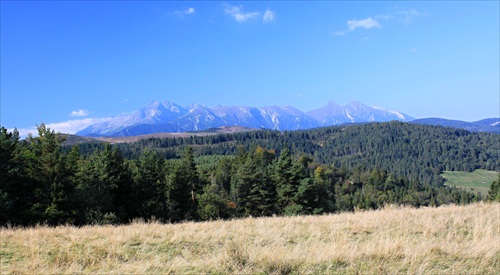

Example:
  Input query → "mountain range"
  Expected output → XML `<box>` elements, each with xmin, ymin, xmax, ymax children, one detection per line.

<box><xmin>76</xmin><ymin>101</ymin><xmax>414</xmax><ymax>137</ymax></box>
<box><xmin>76</xmin><ymin>100</ymin><xmax>499</xmax><ymax>137</ymax></box>
<box><xmin>411</xmin><ymin>118</ymin><xmax>500</xmax><ymax>133</ymax></box>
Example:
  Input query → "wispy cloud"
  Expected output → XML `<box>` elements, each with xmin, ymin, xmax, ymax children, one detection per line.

<box><xmin>263</xmin><ymin>9</ymin><xmax>276</xmax><ymax>23</ymax></box>
<box><xmin>333</xmin><ymin>17</ymin><xmax>381</xmax><ymax>36</ymax></box>
<box><xmin>223</xmin><ymin>4</ymin><xmax>260</xmax><ymax>22</ymax></box>
<box><xmin>397</xmin><ymin>9</ymin><xmax>425</xmax><ymax>24</ymax></box>
<box><xmin>376</xmin><ymin>14</ymin><xmax>393</xmax><ymax>20</ymax></box>
<box><xmin>333</xmin><ymin>9</ymin><xmax>424</xmax><ymax>36</ymax></box>
<box><xmin>223</xmin><ymin>4</ymin><xmax>276</xmax><ymax>23</ymax></box>
<box><xmin>348</xmin><ymin>17</ymin><xmax>381</xmax><ymax>31</ymax></box>
<box><xmin>171</xmin><ymin>7</ymin><xmax>196</xmax><ymax>16</ymax></box>
<box><xmin>70</xmin><ymin>109</ymin><xmax>90</xmax><ymax>117</ymax></box>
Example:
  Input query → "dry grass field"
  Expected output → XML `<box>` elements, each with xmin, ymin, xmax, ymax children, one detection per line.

<box><xmin>1</xmin><ymin>202</ymin><xmax>499</xmax><ymax>274</ymax></box>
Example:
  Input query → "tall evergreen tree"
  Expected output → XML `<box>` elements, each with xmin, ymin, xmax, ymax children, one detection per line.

<box><xmin>22</xmin><ymin>124</ymin><xmax>77</xmax><ymax>225</ymax></box>
<box><xmin>76</xmin><ymin>143</ymin><xmax>132</xmax><ymax>224</ymax></box>
<box><xmin>487</xmin><ymin>174</ymin><xmax>500</xmax><ymax>202</ymax></box>
<box><xmin>197</xmin><ymin>182</ymin><xmax>234</xmax><ymax>221</ymax></box>
<box><xmin>271</xmin><ymin>147</ymin><xmax>305</xmax><ymax>214</ymax></box>
<box><xmin>0</xmin><ymin>127</ymin><xmax>21</xmax><ymax>224</ymax></box>
<box><xmin>167</xmin><ymin>147</ymin><xmax>200</xmax><ymax>221</ymax></box>
<box><xmin>133</xmin><ymin>149</ymin><xmax>166</xmax><ymax>220</ymax></box>
<box><xmin>214</xmin><ymin>157</ymin><xmax>234</xmax><ymax>193</ymax></box>
<box><xmin>235</xmin><ymin>147</ymin><xmax>276</xmax><ymax>217</ymax></box>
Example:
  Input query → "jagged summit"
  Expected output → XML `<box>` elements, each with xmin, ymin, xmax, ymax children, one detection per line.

<box><xmin>76</xmin><ymin>101</ymin><xmax>414</xmax><ymax>137</ymax></box>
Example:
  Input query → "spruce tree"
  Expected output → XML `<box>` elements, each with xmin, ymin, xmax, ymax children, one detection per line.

<box><xmin>271</xmin><ymin>147</ymin><xmax>305</xmax><ymax>214</ymax></box>
<box><xmin>235</xmin><ymin>147</ymin><xmax>276</xmax><ymax>217</ymax></box>
<box><xmin>487</xmin><ymin>174</ymin><xmax>500</xmax><ymax>202</ymax></box>
<box><xmin>76</xmin><ymin>143</ymin><xmax>132</xmax><ymax>224</ymax></box>
<box><xmin>23</xmin><ymin>124</ymin><xmax>77</xmax><ymax>225</ymax></box>
<box><xmin>167</xmin><ymin>147</ymin><xmax>200</xmax><ymax>221</ymax></box>
<box><xmin>133</xmin><ymin>149</ymin><xmax>166</xmax><ymax>220</ymax></box>
<box><xmin>0</xmin><ymin>127</ymin><xmax>20</xmax><ymax>224</ymax></box>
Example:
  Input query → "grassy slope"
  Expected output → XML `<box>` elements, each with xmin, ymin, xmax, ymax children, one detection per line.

<box><xmin>1</xmin><ymin>203</ymin><xmax>499</xmax><ymax>274</ymax></box>
<box><xmin>442</xmin><ymin>169</ymin><xmax>498</xmax><ymax>196</ymax></box>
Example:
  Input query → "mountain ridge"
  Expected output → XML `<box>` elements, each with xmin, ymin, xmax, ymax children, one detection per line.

<box><xmin>76</xmin><ymin>100</ymin><xmax>414</xmax><ymax>137</ymax></box>
<box><xmin>411</xmin><ymin>117</ymin><xmax>500</xmax><ymax>133</ymax></box>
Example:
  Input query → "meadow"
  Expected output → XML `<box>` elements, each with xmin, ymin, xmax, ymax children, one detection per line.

<box><xmin>442</xmin><ymin>169</ymin><xmax>498</xmax><ymax>196</ymax></box>
<box><xmin>1</xmin><ymin>202</ymin><xmax>499</xmax><ymax>274</ymax></box>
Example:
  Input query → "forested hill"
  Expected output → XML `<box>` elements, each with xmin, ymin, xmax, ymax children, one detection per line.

<box><xmin>74</xmin><ymin>121</ymin><xmax>499</xmax><ymax>186</ymax></box>
<box><xmin>1</xmin><ymin>122</ymin><xmax>499</xmax><ymax>226</ymax></box>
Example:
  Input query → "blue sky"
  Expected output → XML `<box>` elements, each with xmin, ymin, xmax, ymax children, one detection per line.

<box><xmin>1</xmin><ymin>1</ymin><xmax>499</xmax><ymax>135</ymax></box>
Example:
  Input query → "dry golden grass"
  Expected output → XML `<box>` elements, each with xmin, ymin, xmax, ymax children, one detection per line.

<box><xmin>1</xmin><ymin>202</ymin><xmax>499</xmax><ymax>274</ymax></box>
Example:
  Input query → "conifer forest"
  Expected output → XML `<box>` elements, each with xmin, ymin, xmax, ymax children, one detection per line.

<box><xmin>1</xmin><ymin>122</ymin><xmax>499</xmax><ymax>226</ymax></box>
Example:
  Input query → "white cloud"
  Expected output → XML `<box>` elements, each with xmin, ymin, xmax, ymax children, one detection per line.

<box><xmin>376</xmin><ymin>14</ymin><xmax>392</xmax><ymax>20</ymax></box>
<box><xmin>347</xmin><ymin>17</ymin><xmax>381</xmax><ymax>31</ymax></box>
<box><xmin>49</xmin><ymin>118</ymin><xmax>113</xmax><ymax>134</ymax></box>
<box><xmin>9</xmin><ymin>127</ymin><xmax>35</xmax><ymax>139</ymax></box>
<box><xmin>70</xmin><ymin>109</ymin><xmax>90</xmax><ymax>117</ymax></box>
<box><xmin>172</xmin><ymin>7</ymin><xmax>196</xmax><ymax>16</ymax></box>
<box><xmin>263</xmin><ymin>9</ymin><xmax>276</xmax><ymax>23</ymax></box>
<box><xmin>12</xmin><ymin>117</ymin><xmax>115</xmax><ymax>139</ymax></box>
<box><xmin>223</xmin><ymin>4</ymin><xmax>260</xmax><ymax>22</ymax></box>
<box><xmin>333</xmin><ymin>9</ymin><xmax>424</xmax><ymax>37</ymax></box>
<box><xmin>397</xmin><ymin>9</ymin><xmax>425</xmax><ymax>24</ymax></box>
<box><xmin>333</xmin><ymin>17</ymin><xmax>381</xmax><ymax>36</ymax></box>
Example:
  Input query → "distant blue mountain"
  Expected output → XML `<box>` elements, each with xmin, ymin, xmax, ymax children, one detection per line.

<box><xmin>411</xmin><ymin>118</ymin><xmax>500</xmax><ymax>133</ymax></box>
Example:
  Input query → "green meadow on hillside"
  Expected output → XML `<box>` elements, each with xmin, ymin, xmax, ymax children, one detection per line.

<box><xmin>442</xmin><ymin>169</ymin><xmax>498</xmax><ymax>196</ymax></box>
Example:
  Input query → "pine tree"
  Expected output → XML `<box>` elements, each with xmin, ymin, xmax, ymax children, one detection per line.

<box><xmin>197</xmin><ymin>182</ymin><xmax>233</xmax><ymax>221</ymax></box>
<box><xmin>23</xmin><ymin>124</ymin><xmax>77</xmax><ymax>225</ymax></box>
<box><xmin>271</xmin><ymin>147</ymin><xmax>305</xmax><ymax>214</ymax></box>
<box><xmin>215</xmin><ymin>157</ymin><xmax>234</xmax><ymax>193</ymax></box>
<box><xmin>235</xmin><ymin>147</ymin><xmax>276</xmax><ymax>217</ymax></box>
<box><xmin>167</xmin><ymin>147</ymin><xmax>200</xmax><ymax>221</ymax></box>
<box><xmin>0</xmin><ymin>127</ymin><xmax>20</xmax><ymax>224</ymax></box>
<box><xmin>133</xmin><ymin>149</ymin><xmax>166</xmax><ymax>220</ymax></box>
<box><xmin>487</xmin><ymin>174</ymin><xmax>500</xmax><ymax>202</ymax></box>
<box><xmin>76</xmin><ymin>143</ymin><xmax>132</xmax><ymax>224</ymax></box>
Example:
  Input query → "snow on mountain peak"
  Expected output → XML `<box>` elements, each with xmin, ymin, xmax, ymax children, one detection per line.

<box><xmin>372</xmin><ymin>106</ymin><xmax>406</xmax><ymax>120</ymax></box>
<box><xmin>76</xmin><ymin>100</ymin><xmax>415</xmax><ymax>137</ymax></box>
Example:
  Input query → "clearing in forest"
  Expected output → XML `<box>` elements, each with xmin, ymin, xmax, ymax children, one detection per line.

<box><xmin>442</xmin><ymin>169</ymin><xmax>498</xmax><ymax>196</ymax></box>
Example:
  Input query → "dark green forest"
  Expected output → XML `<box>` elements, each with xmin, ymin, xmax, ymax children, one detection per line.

<box><xmin>1</xmin><ymin>121</ymin><xmax>499</xmax><ymax>226</ymax></box>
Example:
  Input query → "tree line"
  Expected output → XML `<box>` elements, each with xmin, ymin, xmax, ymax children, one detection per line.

<box><xmin>70</xmin><ymin>122</ymin><xmax>499</xmax><ymax>185</ymax></box>
<box><xmin>2</xmin><ymin>124</ymin><xmax>494</xmax><ymax>227</ymax></box>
